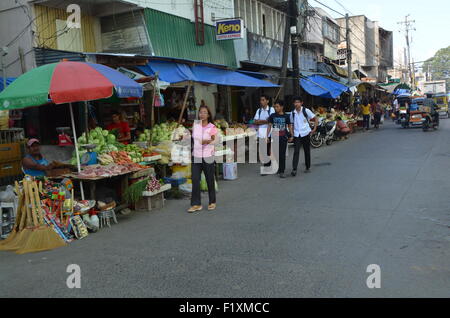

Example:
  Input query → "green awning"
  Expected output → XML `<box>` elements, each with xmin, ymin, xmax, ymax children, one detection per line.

<box><xmin>144</xmin><ymin>9</ymin><xmax>237</xmax><ymax>68</ymax></box>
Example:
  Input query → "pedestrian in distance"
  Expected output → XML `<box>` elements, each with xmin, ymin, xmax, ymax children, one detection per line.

<box><xmin>361</xmin><ymin>99</ymin><xmax>371</xmax><ymax>131</ymax></box>
<box><xmin>289</xmin><ymin>96</ymin><xmax>318</xmax><ymax>177</ymax></box>
<box><xmin>266</xmin><ymin>100</ymin><xmax>292</xmax><ymax>178</ymax></box>
<box><xmin>253</xmin><ymin>95</ymin><xmax>275</xmax><ymax>174</ymax></box>
<box><xmin>372</xmin><ymin>98</ymin><xmax>383</xmax><ymax>129</ymax></box>
<box><xmin>189</xmin><ymin>105</ymin><xmax>218</xmax><ymax>213</ymax></box>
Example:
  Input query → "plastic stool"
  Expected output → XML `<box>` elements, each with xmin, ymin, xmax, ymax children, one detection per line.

<box><xmin>1</xmin><ymin>202</ymin><xmax>15</xmax><ymax>239</ymax></box>
<box><xmin>98</xmin><ymin>209</ymin><xmax>118</xmax><ymax>228</ymax></box>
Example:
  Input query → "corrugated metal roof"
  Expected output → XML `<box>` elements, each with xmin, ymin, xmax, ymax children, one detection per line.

<box><xmin>143</xmin><ymin>9</ymin><xmax>237</xmax><ymax>68</ymax></box>
<box><xmin>34</xmin><ymin>47</ymin><xmax>86</xmax><ymax>66</ymax></box>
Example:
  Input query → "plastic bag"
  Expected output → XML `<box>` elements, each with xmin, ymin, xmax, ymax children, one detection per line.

<box><xmin>179</xmin><ymin>183</ymin><xmax>192</xmax><ymax>193</ymax></box>
<box><xmin>200</xmin><ymin>173</ymin><xmax>219</xmax><ymax>192</ymax></box>
<box><xmin>0</xmin><ymin>185</ymin><xmax>16</xmax><ymax>202</ymax></box>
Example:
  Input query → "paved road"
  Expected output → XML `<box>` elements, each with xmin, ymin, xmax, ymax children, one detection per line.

<box><xmin>1</xmin><ymin>119</ymin><xmax>449</xmax><ymax>298</ymax></box>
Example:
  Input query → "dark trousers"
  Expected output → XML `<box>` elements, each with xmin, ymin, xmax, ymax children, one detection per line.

<box><xmin>374</xmin><ymin>112</ymin><xmax>381</xmax><ymax>127</ymax></box>
<box><xmin>191</xmin><ymin>158</ymin><xmax>216</xmax><ymax>206</ymax></box>
<box><xmin>363</xmin><ymin>115</ymin><xmax>370</xmax><ymax>129</ymax></box>
<box><xmin>292</xmin><ymin>135</ymin><xmax>311</xmax><ymax>171</ymax></box>
<box><xmin>276</xmin><ymin>137</ymin><xmax>288</xmax><ymax>174</ymax></box>
<box><xmin>432</xmin><ymin>112</ymin><xmax>440</xmax><ymax>125</ymax></box>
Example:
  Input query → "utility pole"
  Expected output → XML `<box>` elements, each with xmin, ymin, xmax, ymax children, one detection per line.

<box><xmin>398</xmin><ymin>15</ymin><xmax>416</xmax><ymax>89</ymax></box>
<box><xmin>0</xmin><ymin>47</ymin><xmax>7</xmax><ymax>92</ymax></box>
<box><xmin>345</xmin><ymin>14</ymin><xmax>352</xmax><ymax>85</ymax></box>
<box><xmin>279</xmin><ymin>2</ymin><xmax>292</xmax><ymax>96</ymax></box>
<box><xmin>289</xmin><ymin>0</ymin><xmax>300</xmax><ymax>97</ymax></box>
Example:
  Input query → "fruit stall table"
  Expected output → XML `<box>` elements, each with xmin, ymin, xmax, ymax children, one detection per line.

<box><xmin>57</xmin><ymin>167</ymin><xmax>155</xmax><ymax>214</ymax></box>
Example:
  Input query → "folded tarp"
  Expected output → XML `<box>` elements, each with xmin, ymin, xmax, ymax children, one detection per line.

<box><xmin>300</xmin><ymin>75</ymin><xmax>349</xmax><ymax>99</ymax></box>
<box><xmin>137</xmin><ymin>61</ymin><xmax>278</xmax><ymax>87</ymax></box>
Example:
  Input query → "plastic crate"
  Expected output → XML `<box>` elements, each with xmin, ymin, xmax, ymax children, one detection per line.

<box><xmin>162</xmin><ymin>177</ymin><xmax>187</xmax><ymax>187</ymax></box>
<box><xmin>0</xmin><ymin>129</ymin><xmax>25</xmax><ymax>143</ymax></box>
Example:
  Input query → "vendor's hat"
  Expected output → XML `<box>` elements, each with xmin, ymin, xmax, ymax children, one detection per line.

<box><xmin>27</xmin><ymin>138</ymin><xmax>40</xmax><ymax>147</ymax></box>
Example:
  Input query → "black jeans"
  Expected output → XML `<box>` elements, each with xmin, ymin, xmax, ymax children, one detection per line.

<box><xmin>292</xmin><ymin>135</ymin><xmax>311</xmax><ymax>171</ymax></box>
<box><xmin>363</xmin><ymin>115</ymin><xmax>370</xmax><ymax>129</ymax></box>
<box><xmin>374</xmin><ymin>112</ymin><xmax>382</xmax><ymax>127</ymax></box>
<box><xmin>191</xmin><ymin>158</ymin><xmax>216</xmax><ymax>206</ymax></box>
<box><xmin>276</xmin><ymin>136</ymin><xmax>288</xmax><ymax>174</ymax></box>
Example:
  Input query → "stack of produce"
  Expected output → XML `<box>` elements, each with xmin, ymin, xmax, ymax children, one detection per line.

<box><xmin>123</xmin><ymin>144</ymin><xmax>144</xmax><ymax>163</ymax></box>
<box><xmin>150</xmin><ymin>140</ymin><xmax>173</xmax><ymax>164</ymax></box>
<box><xmin>146</xmin><ymin>177</ymin><xmax>162</xmax><ymax>192</ymax></box>
<box><xmin>124</xmin><ymin>177</ymin><xmax>163</xmax><ymax>204</ymax></box>
<box><xmin>138</xmin><ymin>122</ymin><xmax>186</xmax><ymax>144</ymax></box>
<box><xmin>228</xmin><ymin>123</ymin><xmax>247</xmax><ymax>135</ymax></box>
<box><xmin>214</xmin><ymin>119</ymin><xmax>229</xmax><ymax>131</ymax></box>
<box><xmin>70</xmin><ymin>127</ymin><xmax>122</xmax><ymax>165</ymax></box>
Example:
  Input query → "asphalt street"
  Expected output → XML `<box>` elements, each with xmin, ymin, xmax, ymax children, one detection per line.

<box><xmin>1</xmin><ymin>119</ymin><xmax>449</xmax><ymax>298</ymax></box>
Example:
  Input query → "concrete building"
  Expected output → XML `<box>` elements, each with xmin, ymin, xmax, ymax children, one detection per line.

<box><xmin>336</xmin><ymin>15</ymin><xmax>393</xmax><ymax>83</ymax></box>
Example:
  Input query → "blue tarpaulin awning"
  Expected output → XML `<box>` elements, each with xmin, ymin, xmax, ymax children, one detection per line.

<box><xmin>137</xmin><ymin>61</ymin><xmax>196</xmax><ymax>84</ymax></box>
<box><xmin>137</xmin><ymin>61</ymin><xmax>278</xmax><ymax>87</ymax></box>
<box><xmin>300</xmin><ymin>75</ymin><xmax>349</xmax><ymax>99</ymax></box>
<box><xmin>236</xmin><ymin>70</ymin><xmax>269</xmax><ymax>80</ymax></box>
<box><xmin>393</xmin><ymin>88</ymin><xmax>411</xmax><ymax>96</ymax></box>
<box><xmin>190</xmin><ymin>65</ymin><xmax>277</xmax><ymax>87</ymax></box>
<box><xmin>0</xmin><ymin>78</ymin><xmax>16</xmax><ymax>92</ymax></box>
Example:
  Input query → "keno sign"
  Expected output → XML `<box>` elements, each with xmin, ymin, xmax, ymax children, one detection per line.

<box><xmin>216</xmin><ymin>19</ymin><xmax>244</xmax><ymax>40</ymax></box>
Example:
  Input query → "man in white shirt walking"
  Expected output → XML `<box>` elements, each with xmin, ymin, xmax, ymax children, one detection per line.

<box><xmin>289</xmin><ymin>96</ymin><xmax>318</xmax><ymax>177</ymax></box>
<box><xmin>253</xmin><ymin>95</ymin><xmax>275</xmax><ymax>172</ymax></box>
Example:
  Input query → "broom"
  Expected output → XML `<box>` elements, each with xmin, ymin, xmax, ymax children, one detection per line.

<box><xmin>0</xmin><ymin>181</ymin><xmax>24</xmax><ymax>248</ymax></box>
<box><xmin>15</xmin><ymin>181</ymin><xmax>66</xmax><ymax>254</ymax></box>
<box><xmin>1</xmin><ymin>180</ymin><xmax>35</xmax><ymax>251</ymax></box>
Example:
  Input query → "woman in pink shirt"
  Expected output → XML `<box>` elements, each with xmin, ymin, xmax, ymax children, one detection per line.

<box><xmin>189</xmin><ymin>105</ymin><xmax>218</xmax><ymax>213</ymax></box>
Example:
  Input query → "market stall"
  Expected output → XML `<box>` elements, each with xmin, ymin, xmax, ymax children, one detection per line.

<box><xmin>0</xmin><ymin>61</ymin><xmax>177</xmax><ymax>253</ymax></box>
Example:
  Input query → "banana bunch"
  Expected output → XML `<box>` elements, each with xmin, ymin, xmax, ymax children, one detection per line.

<box><xmin>98</xmin><ymin>153</ymin><xmax>114</xmax><ymax>165</ymax></box>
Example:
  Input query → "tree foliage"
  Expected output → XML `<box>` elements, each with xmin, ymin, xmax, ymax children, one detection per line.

<box><xmin>423</xmin><ymin>46</ymin><xmax>450</xmax><ymax>91</ymax></box>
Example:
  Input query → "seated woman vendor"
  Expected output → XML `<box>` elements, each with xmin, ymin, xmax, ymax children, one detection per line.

<box><xmin>106</xmin><ymin>112</ymin><xmax>131</xmax><ymax>144</ymax></box>
<box><xmin>22</xmin><ymin>139</ymin><xmax>54</xmax><ymax>177</ymax></box>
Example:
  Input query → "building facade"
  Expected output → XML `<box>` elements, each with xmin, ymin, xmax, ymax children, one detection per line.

<box><xmin>336</xmin><ymin>15</ymin><xmax>393</xmax><ymax>83</ymax></box>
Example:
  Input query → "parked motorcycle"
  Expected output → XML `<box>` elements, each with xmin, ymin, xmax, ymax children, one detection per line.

<box><xmin>422</xmin><ymin>113</ymin><xmax>439</xmax><ymax>131</ymax></box>
<box><xmin>310</xmin><ymin>118</ymin><xmax>337</xmax><ymax>148</ymax></box>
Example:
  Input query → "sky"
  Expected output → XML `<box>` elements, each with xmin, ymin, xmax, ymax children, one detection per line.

<box><xmin>312</xmin><ymin>0</ymin><xmax>450</xmax><ymax>67</ymax></box>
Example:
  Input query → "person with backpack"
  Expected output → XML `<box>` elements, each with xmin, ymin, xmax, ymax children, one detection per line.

<box><xmin>266</xmin><ymin>100</ymin><xmax>292</xmax><ymax>178</ymax></box>
<box><xmin>289</xmin><ymin>96</ymin><xmax>318</xmax><ymax>177</ymax></box>
<box><xmin>253</xmin><ymin>95</ymin><xmax>275</xmax><ymax>173</ymax></box>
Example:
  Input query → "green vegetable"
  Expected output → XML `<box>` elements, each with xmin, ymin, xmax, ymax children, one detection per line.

<box><xmin>124</xmin><ymin>178</ymin><xmax>148</xmax><ymax>204</ymax></box>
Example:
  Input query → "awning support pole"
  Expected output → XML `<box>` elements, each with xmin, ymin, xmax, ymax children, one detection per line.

<box><xmin>178</xmin><ymin>81</ymin><xmax>192</xmax><ymax>124</ymax></box>
<box><xmin>69</xmin><ymin>103</ymin><xmax>85</xmax><ymax>200</ymax></box>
